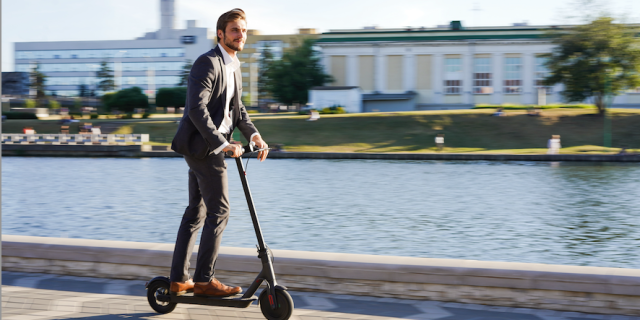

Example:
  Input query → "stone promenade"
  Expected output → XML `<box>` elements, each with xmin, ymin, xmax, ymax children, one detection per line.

<box><xmin>3</xmin><ymin>271</ymin><xmax>639</xmax><ymax>320</ymax></box>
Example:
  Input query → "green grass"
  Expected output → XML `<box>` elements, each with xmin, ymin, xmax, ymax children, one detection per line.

<box><xmin>3</xmin><ymin>109</ymin><xmax>640</xmax><ymax>154</ymax></box>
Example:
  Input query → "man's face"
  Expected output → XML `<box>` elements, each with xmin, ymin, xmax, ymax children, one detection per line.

<box><xmin>219</xmin><ymin>19</ymin><xmax>247</xmax><ymax>52</ymax></box>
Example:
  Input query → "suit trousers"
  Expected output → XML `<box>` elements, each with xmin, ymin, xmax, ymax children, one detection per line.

<box><xmin>170</xmin><ymin>151</ymin><xmax>229</xmax><ymax>283</ymax></box>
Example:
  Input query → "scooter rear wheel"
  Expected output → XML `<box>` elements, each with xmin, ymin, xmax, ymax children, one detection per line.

<box><xmin>147</xmin><ymin>281</ymin><xmax>177</xmax><ymax>314</ymax></box>
<box><xmin>259</xmin><ymin>288</ymin><xmax>294</xmax><ymax>320</ymax></box>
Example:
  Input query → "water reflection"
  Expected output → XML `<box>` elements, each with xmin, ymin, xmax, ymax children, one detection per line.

<box><xmin>2</xmin><ymin>157</ymin><xmax>640</xmax><ymax>268</ymax></box>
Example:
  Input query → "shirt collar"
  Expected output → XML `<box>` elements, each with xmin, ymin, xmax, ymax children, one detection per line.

<box><xmin>217</xmin><ymin>43</ymin><xmax>240</xmax><ymax>71</ymax></box>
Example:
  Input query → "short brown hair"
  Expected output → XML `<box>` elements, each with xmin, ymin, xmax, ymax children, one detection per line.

<box><xmin>216</xmin><ymin>8</ymin><xmax>246</xmax><ymax>43</ymax></box>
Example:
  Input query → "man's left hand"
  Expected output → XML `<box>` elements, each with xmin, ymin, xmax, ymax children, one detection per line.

<box><xmin>252</xmin><ymin>136</ymin><xmax>269</xmax><ymax>161</ymax></box>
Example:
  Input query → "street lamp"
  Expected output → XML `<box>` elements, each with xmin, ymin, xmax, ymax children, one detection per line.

<box><xmin>250</xmin><ymin>52</ymin><xmax>261</xmax><ymax>107</ymax></box>
<box><xmin>114</xmin><ymin>50</ymin><xmax>127</xmax><ymax>91</ymax></box>
<box><xmin>142</xmin><ymin>56</ymin><xmax>156</xmax><ymax>104</ymax></box>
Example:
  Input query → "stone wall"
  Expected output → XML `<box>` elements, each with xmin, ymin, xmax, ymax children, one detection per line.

<box><xmin>4</xmin><ymin>235</ymin><xmax>640</xmax><ymax>315</ymax></box>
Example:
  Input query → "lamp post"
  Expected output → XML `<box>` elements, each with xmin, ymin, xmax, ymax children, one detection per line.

<box><xmin>250</xmin><ymin>52</ymin><xmax>261</xmax><ymax>107</ymax></box>
<box><xmin>142</xmin><ymin>56</ymin><xmax>156</xmax><ymax>105</ymax></box>
<box><xmin>114</xmin><ymin>50</ymin><xmax>127</xmax><ymax>91</ymax></box>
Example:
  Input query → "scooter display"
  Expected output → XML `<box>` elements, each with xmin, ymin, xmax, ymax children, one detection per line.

<box><xmin>145</xmin><ymin>144</ymin><xmax>294</xmax><ymax>320</ymax></box>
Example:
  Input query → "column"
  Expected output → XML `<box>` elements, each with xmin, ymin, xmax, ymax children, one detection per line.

<box><xmin>432</xmin><ymin>54</ymin><xmax>443</xmax><ymax>104</ymax></box>
<box><xmin>462</xmin><ymin>53</ymin><xmax>473</xmax><ymax>104</ymax></box>
<box><xmin>346</xmin><ymin>55</ymin><xmax>358</xmax><ymax>87</ymax></box>
<box><xmin>321</xmin><ymin>54</ymin><xmax>331</xmax><ymax>79</ymax></box>
<box><xmin>403</xmin><ymin>54</ymin><xmax>416</xmax><ymax>92</ymax></box>
<box><xmin>522</xmin><ymin>52</ymin><xmax>535</xmax><ymax>104</ymax></box>
<box><xmin>375</xmin><ymin>53</ymin><xmax>385</xmax><ymax>92</ymax></box>
<box><xmin>491</xmin><ymin>53</ymin><xmax>503</xmax><ymax>104</ymax></box>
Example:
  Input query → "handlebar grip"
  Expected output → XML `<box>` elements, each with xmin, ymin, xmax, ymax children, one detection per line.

<box><xmin>226</xmin><ymin>144</ymin><xmax>255</xmax><ymax>157</ymax></box>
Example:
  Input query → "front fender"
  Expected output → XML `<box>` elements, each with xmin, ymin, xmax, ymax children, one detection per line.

<box><xmin>145</xmin><ymin>276</ymin><xmax>170</xmax><ymax>289</ymax></box>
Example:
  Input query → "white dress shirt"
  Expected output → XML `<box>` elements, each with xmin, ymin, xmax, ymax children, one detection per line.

<box><xmin>212</xmin><ymin>44</ymin><xmax>259</xmax><ymax>155</ymax></box>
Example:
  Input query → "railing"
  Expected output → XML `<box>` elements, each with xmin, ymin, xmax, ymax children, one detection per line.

<box><xmin>1</xmin><ymin>134</ymin><xmax>149</xmax><ymax>145</ymax></box>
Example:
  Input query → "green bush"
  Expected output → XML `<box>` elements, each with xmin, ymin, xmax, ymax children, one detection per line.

<box><xmin>4</xmin><ymin>112</ymin><xmax>38</xmax><ymax>119</ymax></box>
<box><xmin>49</xmin><ymin>100</ymin><xmax>61</xmax><ymax>109</ymax></box>
<box><xmin>105</xmin><ymin>87</ymin><xmax>149</xmax><ymax>113</ymax></box>
<box><xmin>319</xmin><ymin>105</ymin><xmax>346</xmax><ymax>114</ymax></box>
<box><xmin>121</xmin><ymin>113</ymin><xmax>134</xmax><ymax>119</ymax></box>
<box><xmin>142</xmin><ymin>112</ymin><xmax>150</xmax><ymax>119</ymax></box>
<box><xmin>473</xmin><ymin>104</ymin><xmax>596</xmax><ymax>110</ymax></box>
<box><xmin>90</xmin><ymin>114</ymin><xmax>99</xmax><ymax>119</ymax></box>
<box><xmin>24</xmin><ymin>99</ymin><xmax>36</xmax><ymax>108</ymax></box>
<box><xmin>156</xmin><ymin>87</ymin><xmax>187</xmax><ymax>108</ymax></box>
<box><xmin>101</xmin><ymin>92</ymin><xmax>117</xmax><ymax>111</ymax></box>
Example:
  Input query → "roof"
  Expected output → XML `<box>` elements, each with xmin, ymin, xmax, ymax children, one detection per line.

<box><xmin>362</xmin><ymin>92</ymin><xmax>417</xmax><ymax>101</ymax></box>
<box><xmin>311</xmin><ymin>86</ymin><xmax>359</xmax><ymax>90</ymax></box>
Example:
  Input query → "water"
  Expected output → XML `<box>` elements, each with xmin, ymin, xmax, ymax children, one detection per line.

<box><xmin>3</xmin><ymin>157</ymin><xmax>640</xmax><ymax>268</ymax></box>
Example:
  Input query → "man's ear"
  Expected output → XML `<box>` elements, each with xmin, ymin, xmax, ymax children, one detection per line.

<box><xmin>217</xmin><ymin>29</ymin><xmax>224</xmax><ymax>42</ymax></box>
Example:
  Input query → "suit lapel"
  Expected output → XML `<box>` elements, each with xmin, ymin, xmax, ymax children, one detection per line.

<box><xmin>214</xmin><ymin>46</ymin><xmax>227</xmax><ymax>107</ymax></box>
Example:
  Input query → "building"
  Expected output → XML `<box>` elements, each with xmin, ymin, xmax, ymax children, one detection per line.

<box><xmin>14</xmin><ymin>0</ymin><xmax>211</xmax><ymax>97</ymax></box>
<box><xmin>317</xmin><ymin>22</ymin><xmax>640</xmax><ymax>112</ymax></box>
<box><xmin>238</xmin><ymin>29</ymin><xmax>319</xmax><ymax>106</ymax></box>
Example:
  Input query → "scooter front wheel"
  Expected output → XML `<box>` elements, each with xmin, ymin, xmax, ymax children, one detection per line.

<box><xmin>259</xmin><ymin>288</ymin><xmax>294</xmax><ymax>320</ymax></box>
<box><xmin>147</xmin><ymin>281</ymin><xmax>177</xmax><ymax>314</ymax></box>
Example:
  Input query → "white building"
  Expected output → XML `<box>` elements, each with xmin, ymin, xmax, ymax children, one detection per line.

<box><xmin>317</xmin><ymin>22</ymin><xmax>640</xmax><ymax>111</ymax></box>
<box><xmin>14</xmin><ymin>0</ymin><xmax>213</xmax><ymax>97</ymax></box>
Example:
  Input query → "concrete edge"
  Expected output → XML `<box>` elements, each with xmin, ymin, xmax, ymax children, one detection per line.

<box><xmin>3</xmin><ymin>235</ymin><xmax>640</xmax><ymax>295</ymax></box>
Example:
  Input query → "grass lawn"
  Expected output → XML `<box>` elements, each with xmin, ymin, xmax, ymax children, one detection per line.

<box><xmin>3</xmin><ymin>108</ymin><xmax>640</xmax><ymax>154</ymax></box>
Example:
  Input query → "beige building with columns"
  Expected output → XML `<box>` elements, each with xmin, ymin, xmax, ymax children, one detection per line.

<box><xmin>317</xmin><ymin>22</ymin><xmax>640</xmax><ymax>112</ymax></box>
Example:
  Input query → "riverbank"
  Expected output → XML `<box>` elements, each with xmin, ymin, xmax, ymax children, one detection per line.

<box><xmin>4</xmin><ymin>235</ymin><xmax>640</xmax><ymax>316</ymax></box>
<box><xmin>3</xmin><ymin>108</ymin><xmax>640</xmax><ymax>153</ymax></box>
<box><xmin>3</xmin><ymin>144</ymin><xmax>640</xmax><ymax>161</ymax></box>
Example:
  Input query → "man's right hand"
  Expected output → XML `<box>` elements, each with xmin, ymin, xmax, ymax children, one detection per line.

<box><xmin>223</xmin><ymin>144</ymin><xmax>243</xmax><ymax>158</ymax></box>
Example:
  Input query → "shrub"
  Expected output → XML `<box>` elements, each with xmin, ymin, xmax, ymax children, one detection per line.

<box><xmin>105</xmin><ymin>87</ymin><xmax>149</xmax><ymax>113</ymax></box>
<box><xmin>319</xmin><ymin>105</ymin><xmax>346</xmax><ymax>114</ymax></box>
<box><xmin>49</xmin><ymin>100</ymin><xmax>61</xmax><ymax>109</ymax></box>
<box><xmin>4</xmin><ymin>112</ymin><xmax>38</xmax><ymax>119</ymax></box>
<box><xmin>156</xmin><ymin>87</ymin><xmax>187</xmax><ymax>108</ymax></box>
<box><xmin>473</xmin><ymin>104</ymin><xmax>596</xmax><ymax>110</ymax></box>
<box><xmin>24</xmin><ymin>99</ymin><xmax>36</xmax><ymax>108</ymax></box>
<box><xmin>121</xmin><ymin>113</ymin><xmax>134</xmax><ymax>119</ymax></box>
<box><xmin>142</xmin><ymin>112</ymin><xmax>150</xmax><ymax>119</ymax></box>
<box><xmin>90</xmin><ymin>114</ymin><xmax>99</xmax><ymax>119</ymax></box>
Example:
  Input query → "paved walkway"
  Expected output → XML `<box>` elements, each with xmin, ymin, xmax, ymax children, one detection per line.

<box><xmin>2</xmin><ymin>271</ymin><xmax>639</xmax><ymax>320</ymax></box>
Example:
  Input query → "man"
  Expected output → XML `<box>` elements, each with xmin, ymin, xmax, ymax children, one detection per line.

<box><xmin>169</xmin><ymin>8</ymin><xmax>269</xmax><ymax>297</ymax></box>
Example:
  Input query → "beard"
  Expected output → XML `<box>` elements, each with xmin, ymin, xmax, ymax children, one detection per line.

<box><xmin>223</xmin><ymin>33</ymin><xmax>244</xmax><ymax>52</ymax></box>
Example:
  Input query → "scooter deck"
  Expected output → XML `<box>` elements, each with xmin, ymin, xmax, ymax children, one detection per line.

<box><xmin>158</xmin><ymin>293</ymin><xmax>257</xmax><ymax>308</ymax></box>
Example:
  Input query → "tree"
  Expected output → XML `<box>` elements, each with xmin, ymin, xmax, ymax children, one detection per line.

<box><xmin>104</xmin><ymin>87</ymin><xmax>149</xmax><ymax>113</ymax></box>
<box><xmin>178</xmin><ymin>60</ymin><xmax>193</xmax><ymax>86</ymax></box>
<box><xmin>96</xmin><ymin>61</ymin><xmax>116</xmax><ymax>93</ymax></box>
<box><xmin>264</xmin><ymin>38</ymin><xmax>332</xmax><ymax>105</ymax></box>
<box><xmin>78</xmin><ymin>84</ymin><xmax>90</xmax><ymax>97</ymax></box>
<box><xmin>156</xmin><ymin>87</ymin><xmax>187</xmax><ymax>108</ymax></box>
<box><xmin>29</xmin><ymin>63</ymin><xmax>47</xmax><ymax>105</ymax></box>
<box><xmin>257</xmin><ymin>45</ymin><xmax>275</xmax><ymax>106</ymax></box>
<box><xmin>543</xmin><ymin>17</ymin><xmax>640</xmax><ymax>115</ymax></box>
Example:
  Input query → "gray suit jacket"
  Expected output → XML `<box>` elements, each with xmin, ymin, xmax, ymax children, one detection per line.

<box><xmin>172</xmin><ymin>46</ymin><xmax>259</xmax><ymax>159</ymax></box>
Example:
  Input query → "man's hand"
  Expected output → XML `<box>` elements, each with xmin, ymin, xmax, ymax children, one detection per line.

<box><xmin>252</xmin><ymin>135</ymin><xmax>269</xmax><ymax>161</ymax></box>
<box><xmin>223</xmin><ymin>144</ymin><xmax>243</xmax><ymax>158</ymax></box>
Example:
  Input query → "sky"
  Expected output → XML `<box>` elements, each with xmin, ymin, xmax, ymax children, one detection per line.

<box><xmin>2</xmin><ymin>0</ymin><xmax>639</xmax><ymax>72</ymax></box>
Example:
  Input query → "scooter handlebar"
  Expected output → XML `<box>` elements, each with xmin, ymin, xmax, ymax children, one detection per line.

<box><xmin>226</xmin><ymin>142</ymin><xmax>269</xmax><ymax>157</ymax></box>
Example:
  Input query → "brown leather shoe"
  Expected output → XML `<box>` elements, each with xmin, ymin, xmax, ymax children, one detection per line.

<box><xmin>194</xmin><ymin>278</ymin><xmax>242</xmax><ymax>297</ymax></box>
<box><xmin>170</xmin><ymin>279</ymin><xmax>194</xmax><ymax>296</ymax></box>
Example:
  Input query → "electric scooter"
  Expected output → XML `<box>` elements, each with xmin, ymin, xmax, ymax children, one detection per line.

<box><xmin>146</xmin><ymin>144</ymin><xmax>294</xmax><ymax>320</ymax></box>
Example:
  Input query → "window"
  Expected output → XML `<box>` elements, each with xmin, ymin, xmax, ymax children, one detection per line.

<box><xmin>535</xmin><ymin>56</ymin><xmax>553</xmax><ymax>94</ymax></box>
<box><xmin>444</xmin><ymin>58</ymin><xmax>462</xmax><ymax>94</ymax></box>
<box><xmin>242</xmin><ymin>72</ymin><xmax>250</xmax><ymax>77</ymax></box>
<box><xmin>504</xmin><ymin>57</ymin><xmax>522</xmax><ymax>94</ymax></box>
<box><xmin>473</xmin><ymin>58</ymin><xmax>493</xmax><ymax>94</ymax></box>
<box><xmin>14</xmin><ymin>48</ymin><xmax>186</xmax><ymax>60</ymax></box>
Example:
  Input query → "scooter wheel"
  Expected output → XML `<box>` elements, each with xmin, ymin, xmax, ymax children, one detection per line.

<box><xmin>146</xmin><ymin>281</ymin><xmax>177</xmax><ymax>314</ymax></box>
<box><xmin>259</xmin><ymin>288</ymin><xmax>294</xmax><ymax>320</ymax></box>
